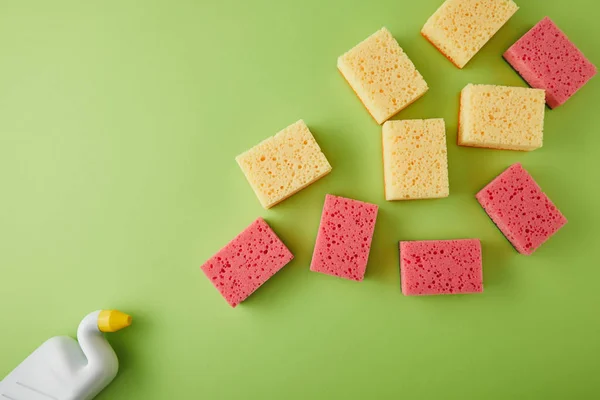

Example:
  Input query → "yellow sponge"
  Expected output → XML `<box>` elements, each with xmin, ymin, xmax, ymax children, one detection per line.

<box><xmin>422</xmin><ymin>0</ymin><xmax>519</xmax><ymax>68</ymax></box>
<box><xmin>382</xmin><ymin>119</ymin><xmax>449</xmax><ymax>200</ymax></box>
<box><xmin>458</xmin><ymin>84</ymin><xmax>545</xmax><ymax>151</ymax></box>
<box><xmin>338</xmin><ymin>27</ymin><xmax>429</xmax><ymax>125</ymax></box>
<box><xmin>236</xmin><ymin>120</ymin><xmax>332</xmax><ymax>209</ymax></box>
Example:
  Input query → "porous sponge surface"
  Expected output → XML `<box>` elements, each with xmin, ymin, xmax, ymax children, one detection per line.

<box><xmin>421</xmin><ymin>0</ymin><xmax>519</xmax><ymax>68</ymax></box>
<box><xmin>503</xmin><ymin>17</ymin><xmax>598</xmax><ymax>108</ymax></box>
<box><xmin>476</xmin><ymin>163</ymin><xmax>567</xmax><ymax>255</ymax></box>
<box><xmin>236</xmin><ymin>120</ymin><xmax>332</xmax><ymax>209</ymax></box>
<box><xmin>458</xmin><ymin>84</ymin><xmax>545</xmax><ymax>151</ymax></box>
<box><xmin>310</xmin><ymin>195</ymin><xmax>379</xmax><ymax>281</ymax></box>
<box><xmin>337</xmin><ymin>27</ymin><xmax>428</xmax><ymax>124</ymax></box>
<box><xmin>400</xmin><ymin>239</ymin><xmax>483</xmax><ymax>296</ymax></box>
<box><xmin>382</xmin><ymin>119</ymin><xmax>449</xmax><ymax>200</ymax></box>
<box><xmin>201</xmin><ymin>218</ymin><xmax>294</xmax><ymax>307</ymax></box>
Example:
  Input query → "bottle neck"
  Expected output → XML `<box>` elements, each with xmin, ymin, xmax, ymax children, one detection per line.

<box><xmin>77</xmin><ymin>311</ymin><xmax>117</xmax><ymax>371</ymax></box>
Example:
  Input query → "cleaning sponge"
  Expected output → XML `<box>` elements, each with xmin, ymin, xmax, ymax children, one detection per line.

<box><xmin>236</xmin><ymin>120</ymin><xmax>332</xmax><ymax>209</ymax></box>
<box><xmin>400</xmin><ymin>239</ymin><xmax>483</xmax><ymax>296</ymax></box>
<box><xmin>201</xmin><ymin>218</ymin><xmax>294</xmax><ymax>307</ymax></box>
<box><xmin>382</xmin><ymin>119</ymin><xmax>449</xmax><ymax>200</ymax></box>
<box><xmin>310</xmin><ymin>195</ymin><xmax>379</xmax><ymax>281</ymax></box>
<box><xmin>422</xmin><ymin>0</ymin><xmax>519</xmax><ymax>68</ymax></box>
<box><xmin>476</xmin><ymin>163</ymin><xmax>567</xmax><ymax>255</ymax></box>
<box><xmin>421</xmin><ymin>0</ymin><xmax>519</xmax><ymax>68</ymax></box>
<box><xmin>459</xmin><ymin>84</ymin><xmax>545</xmax><ymax>151</ymax></box>
<box><xmin>503</xmin><ymin>17</ymin><xmax>597</xmax><ymax>108</ymax></box>
<box><xmin>337</xmin><ymin>27</ymin><xmax>429</xmax><ymax>124</ymax></box>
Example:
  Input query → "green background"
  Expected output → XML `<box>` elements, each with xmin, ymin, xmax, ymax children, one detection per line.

<box><xmin>1</xmin><ymin>0</ymin><xmax>599</xmax><ymax>398</ymax></box>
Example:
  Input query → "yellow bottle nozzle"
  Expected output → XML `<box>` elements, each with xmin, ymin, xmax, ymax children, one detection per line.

<box><xmin>98</xmin><ymin>310</ymin><xmax>132</xmax><ymax>333</ymax></box>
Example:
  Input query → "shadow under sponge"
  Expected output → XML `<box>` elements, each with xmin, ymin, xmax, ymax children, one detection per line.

<box><xmin>476</xmin><ymin>163</ymin><xmax>567</xmax><ymax>255</ymax></box>
<box><xmin>310</xmin><ymin>194</ymin><xmax>379</xmax><ymax>281</ymax></box>
<box><xmin>201</xmin><ymin>218</ymin><xmax>294</xmax><ymax>307</ymax></box>
<box><xmin>399</xmin><ymin>239</ymin><xmax>483</xmax><ymax>296</ymax></box>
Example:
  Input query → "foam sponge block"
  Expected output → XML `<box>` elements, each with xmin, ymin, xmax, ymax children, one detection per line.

<box><xmin>201</xmin><ymin>218</ymin><xmax>294</xmax><ymax>307</ymax></box>
<box><xmin>382</xmin><ymin>119</ymin><xmax>449</xmax><ymax>200</ymax></box>
<box><xmin>400</xmin><ymin>239</ymin><xmax>483</xmax><ymax>296</ymax></box>
<box><xmin>310</xmin><ymin>195</ymin><xmax>379</xmax><ymax>281</ymax></box>
<box><xmin>337</xmin><ymin>27</ymin><xmax>428</xmax><ymax>124</ymax></box>
<box><xmin>459</xmin><ymin>84</ymin><xmax>545</xmax><ymax>151</ymax></box>
<box><xmin>422</xmin><ymin>0</ymin><xmax>518</xmax><ymax>68</ymax></box>
<box><xmin>476</xmin><ymin>163</ymin><xmax>567</xmax><ymax>255</ymax></box>
<box><xmin>236</xmin><ymin>120</ymin><xmax>332</xmax><ymax>209</ymax></box>
<box><xmin>504</xmin><ymin>17</ymin><xmax>597</xmax><ymax>109</ymax></box>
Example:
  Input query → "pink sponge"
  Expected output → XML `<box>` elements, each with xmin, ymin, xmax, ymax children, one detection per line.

<box><xmin>201</xmin><ymin>218</ymin><xmax>293</xmax><ymax>307</ymax></box>
<box><xmin>310</xmin><ymin>194</ymin><xmax>379</xmax><ymax>281</ymax></box>
<box><xmin>476</xmin><ymin>163</ymin><xmax>567</xmax><ymax>255</ymax></box>
<box><xmin>504</xmin><ymin>17</ymin><xmax>597</xmax><ymax>108</ymax></box>
<box><xmin>400</xmin><ymin>239</ymin><xmax>483</xmax><ymax>296</ymax></box>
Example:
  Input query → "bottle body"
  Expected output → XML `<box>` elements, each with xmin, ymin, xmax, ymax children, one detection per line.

<box><xmin>0</xmin><ymin>310</ymin><xmax>124</xmax><ymax>400</ymax></box>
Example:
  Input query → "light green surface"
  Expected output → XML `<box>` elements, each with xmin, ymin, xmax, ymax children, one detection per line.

<box><xmin>1</xmin><ymin>0</ymin><xmax>599</xmax><ymax>398</ymax></box>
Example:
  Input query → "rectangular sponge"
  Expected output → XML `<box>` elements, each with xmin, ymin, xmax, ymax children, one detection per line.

<box><xmin>338</xmin><ymin>27</ymin><xmax>428</xmax><ymax>125</ymax></box>
<box><xmin>400</xmin><ymin>239</ymin><xmax>483</xmax><ymax>296</ymax></box>
<box><xmin>422</xmin><ymin>0</ymin><xmax>519</xmax><ymax>68</ymax></box>
<box><xmin>382</xmin><ymin>119</ymin><xmax>449</xmax><ymax>200</ymax></box>
<box><xmin>459</xmin><ymin>84</ymin><xmax>545</xmax><ymax>151</ymax></box>
<box><xmin>310</xmin><ymin>195</ymin><xmax>379</xmax><ymax>281</ymax></box>
<box><xmin>201</xmin><ymin>218</ymin><xmax>294</xmax><ymax>307</ymax></box>
<box><xmin>476</xmin><ymin>163</ymin><xmax>567</xmax><ymax>255</ymax></box>
<box><xmin>236</xmin><ymin>120</ymin><xmax>332</xmax><ymax>209</ymax></box>
<box><xmin>504</xmin><ymin>17</ymin><xmax>597</xmax><ymax>108</ymax></box>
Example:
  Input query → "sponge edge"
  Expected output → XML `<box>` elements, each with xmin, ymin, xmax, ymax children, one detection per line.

<box><xmin>458</xmin><ymin>84</ymin><xmax>545</xmax><ymax>151</ymax></box>
<box><xmin>200</xmin><ymin>218</ymin><xmax>294</xmax><ymax>307</ymax></box>
<box><xmin>503</xmin><ymin>17</ymin><xmax>598</xmax><ymax>108</ymax></box>
<box><xmin>382</xmin><ymin>119</ymin><xmax>449</xmax><ymax>200</ymax></box>
<box><xmin>310</xmin><ymin>195</ymin><xmax>379</xmax><ymax>281</ymax></box>
<box><xmin>422</xmin><ymin>0</ymin><xmax>519</xmax><ymax>68</ymax></box>
<box><xmin>236</xmin><ymin>120</ymin><xmax>332</xmax><ymax>209</ymax></box>
<box><xmin>476</xmin><ymin>163</ymin><xmax>567</xmax><ymax>255</ymax></box>
<box><xmin>400</xmin><ymin>239</ymin><xmax>483</xmax><ymax>296</ymax></box>
<box><xmin>337</xmin><ymin>27</ymin><xmax>428</xmax><ymax>124</ymax></box>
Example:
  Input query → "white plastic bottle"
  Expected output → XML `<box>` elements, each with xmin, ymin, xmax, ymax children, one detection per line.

<box><xmin>0</xmin><ymin>310</ymin><xmax>132</xmax><ymax>400</ymax></box>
